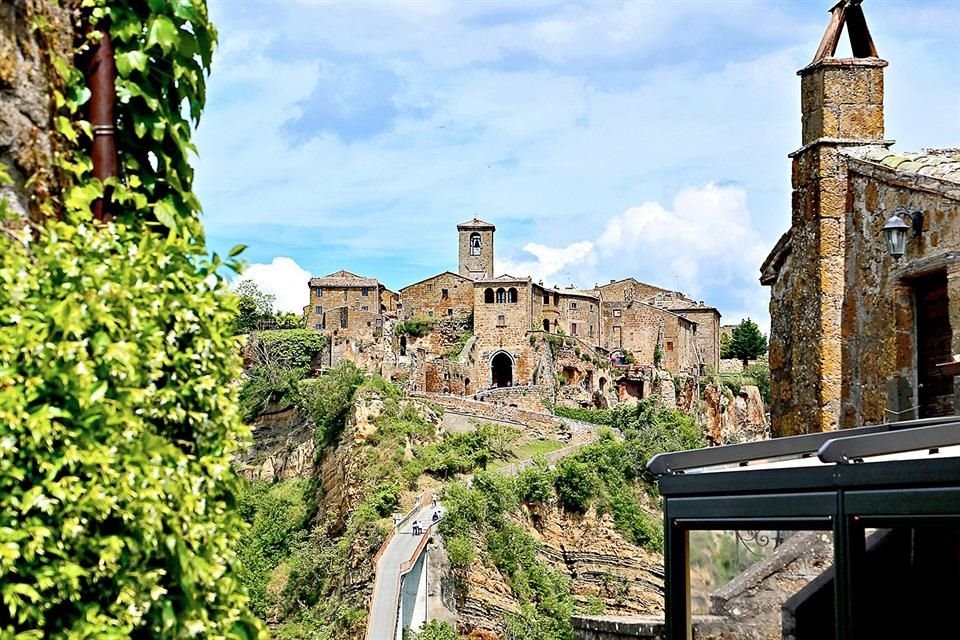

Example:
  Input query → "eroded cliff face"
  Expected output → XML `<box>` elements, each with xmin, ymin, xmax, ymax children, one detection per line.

<box><xmin>701</xmin><ymin>383</ymin><xmax>769</xmax><ymax>445</ymax></box>
<box><xmin>457</xmin><ymin>506</ymin><xmax>665</xmax><ymax>636</ymax></box>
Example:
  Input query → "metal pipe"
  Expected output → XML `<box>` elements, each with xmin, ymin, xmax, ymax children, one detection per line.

<box><xmin>87</xmin><ymin>28</ymin><xmax>117</xmax><ymax>222</ymax></box>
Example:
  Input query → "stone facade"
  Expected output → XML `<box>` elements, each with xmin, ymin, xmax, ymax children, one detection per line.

<box><xmin>761</xmin><ymin>22</ymin><xmax>959</xmax><ymax>436</ymax></box>
<box><xmin>0</xmin><ymin>1</ymin><xmax>75</xmax><ymax>221</ymax></box>
<box><xmin>400</xmin><ymin>271</ymin><xmax>473</xmax><ymax>320</ymax></box>
<box><xmin>457</xmin><ymin>217</ymin><xmax>495</xmax><ymax>280</ymax></box>
<box><xmin>305</xmin><ymin>219</ymin><xmax>726</xmax><ymax>409</ymax></box>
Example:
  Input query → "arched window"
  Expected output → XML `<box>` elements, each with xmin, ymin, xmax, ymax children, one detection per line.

<box><xmin>507</xmin><ymin>287</ymin><xmax>518</xmax><ymax>303</ymax></box>
<box><xmin>470</xmin><ymin>232</ymin><xmax>482</xmax><ymax>256</ymax></box>
<box><xmin>484</xmin><ymin>288</ymin><xmax>494</xmax><ymax>303</ymax></box>
<box><xmin>496</xmin><ymin>288</ymin><xmax>506</xmax><ymax>303</ymax></box>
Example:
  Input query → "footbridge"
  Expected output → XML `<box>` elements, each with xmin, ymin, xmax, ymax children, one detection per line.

<box><xmin>365</xmin><ymin>494</ymin><xmax>443</xmax><ymax>640</ymax></box>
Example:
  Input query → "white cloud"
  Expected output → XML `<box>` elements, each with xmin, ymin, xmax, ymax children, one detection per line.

<box><xmin>234</xmin><ymin>257</ymin><xmax>311</xmax><ymax>313</ymax></box>
<box><xmin>497</xmin><ymin>240</ymin><xmax>595</xmax><ymax>284</ymax></box>
<box><xmin>497</xmin><ymin>183</ymin><xmax>769</xmax><ymax>320</ymax></box>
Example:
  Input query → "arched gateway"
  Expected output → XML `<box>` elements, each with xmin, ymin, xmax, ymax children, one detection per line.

<box><xmin>491</xmin><ymin>352</ymin><xmax>513</xmax><ymax>388</ymax></box>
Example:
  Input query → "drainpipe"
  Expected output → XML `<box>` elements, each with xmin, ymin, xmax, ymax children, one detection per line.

<box><xmin>87</xmin><ymin>27</ymin><xmax>117</xmax><ymax>222</ymax></box>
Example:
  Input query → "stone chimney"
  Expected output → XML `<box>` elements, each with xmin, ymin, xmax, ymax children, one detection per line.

<box><xmin>771</xmin><ymin>0</ymin><xmax>890</xmax><ymax>436</ymax></box>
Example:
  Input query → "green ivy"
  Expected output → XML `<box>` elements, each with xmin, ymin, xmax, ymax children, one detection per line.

<box><xmin>0</xmin><ymin>1</ymin><xmax>265</xmax><ymax>637</ymax></box>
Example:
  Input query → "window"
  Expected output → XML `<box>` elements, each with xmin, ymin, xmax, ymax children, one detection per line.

<box><xmin>340</xmin><ymin>314</ymin><xmax>347</xmax><ymax>329</ymax></box>
<box><xmin>553</xmin><ymin>293</ymin><xmax>559</xmax><ymax>306</ymax></box>
<box><xmin>441</xmin><ymin>288</ymin><xmax>449</xmax><ymax>300</ymax></box>
<box><xmin>570</xmin><ymin>301</ymin><xmax>578</xmax><ymax>311</ymax></box>
<box><xmin>496</xmin><ymin>288</ymin><xmax>506</xmax><ymax>303</ymax></box>
<box><xmin>315</xmin><ymin>305</ymin><xmax>323</xmax><ymax>314</ymax></box>
<box><xmin>428</xmin><ymin>311</ymin><xmax>434</xmax><ymax>317</ymax></box>
<box><xmin>314</xmin><ymin>323</ymin><xmax>322</xmax><ymax>330</ymax></box>
<box><xmin>375</xmin><ymin>318</ymin><xmax>383</xmax><ymax>327</ymax></box>
<box><xmin>497</xmin><ymin>314</ymin><xmax>506</xmax><ymax>327</ymax></box>
<box><xmin>447</xmin><ymin>308</ymin><xmax>453</xmax><ymax>316</ymax></box>
<box><xmin>427</xmin><ymin>283</ymin><xmax>433</xmax><ymax>291</ymax></box>
<box><xmin>589</xmin><ymin>325</ymin><xmax>594</xmax><ymax>337</ymax></box>
<box><xmin>543</xmin><ymin>292</ymin><xmax>550</xmax><ymax>304</ymax></box>
<box><xmin>361</xmin><ymin>287</ymin><xmax>369</xmax><ymax>296</ymax></box>
<box><xmin>666</xmin><ymin>341</ymin><xmax>674</xmax><ymax>351</ymax></box>
<box><xmin>590</xmin><ymin>304</ymin><xmax>595</xmax><ymax>312</ymax></box>
<box><xmin>314</xmin><ymin>288</ymin><xmax>323</xmax><ymax>297</ymax></box>
<box><xmin>343</xmin><ymin>290</ymin><xmax>348</xmax><ymax>301</ymax></box>
<box><xmin>508</xmin><ymin>288</ymin><xmax>518</xmax><ymax>303</ymax></box>
<box><xmin>484</xmin><ymin>288</ymin><xmax>494</xmax><ymax>303</ymax></box>
<box><xmin>470</xmin><ymin>232</ymin><xmax>482</xmax><ymax>256</ymax></box>
<box><xmin>613</xmin><ymin>309</ymin><xmax>622</xmax><ymax>317</ymax></box>
<box><xmin>361</xmin><ymin>305</ymin><xmax>369</xmax><ymax>311</ymax></box>
<box><xmin>571</xmin><ymin>322</ymin><xmax>578</xmax><ymax>335</ymax></box>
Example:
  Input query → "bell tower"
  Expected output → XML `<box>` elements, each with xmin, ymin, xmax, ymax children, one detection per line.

<box><xmin>457</xmin><ymin>218</ymin><xmax>495</xmax><ymax>280</ymax></box>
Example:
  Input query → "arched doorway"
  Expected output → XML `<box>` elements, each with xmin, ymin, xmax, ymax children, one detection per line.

<box><xmin>464</xmin><ymin>378</ymin><xmax>471</xmax><ymax>395</ymax></box>
<box><xmin>542</xmin><ymin>319</ymin><xmax>550</xmax><ymax>331</ymax></box>
<box><xmin>491</xmin><ymin>352</ymin><xmax>513</xmax><ymax>388</ymax></box>
<box><xmin>399</xmin><ymin>336</ymin><xmax>407</xmax><ymax>356</ymax></box>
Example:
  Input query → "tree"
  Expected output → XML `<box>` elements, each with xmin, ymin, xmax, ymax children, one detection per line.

<box><xmin>729</xmin><ymin>318</ymin><xmax>768</xmax><ymax>369</ymax></box>
<box><xmin>720</xmin><ymin>331</ymin><xmax>733</xmax><ymax>359</ymax></box>
<box><xmin>234</xmin><ymin>279</ymin><xmax>276</xmax><ymax>333</ymax></box>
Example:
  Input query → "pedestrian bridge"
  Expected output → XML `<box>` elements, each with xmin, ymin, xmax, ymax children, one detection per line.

<box><xmin>365</xmin><ymin>494</ymin><xmax>442</xmax><ymax>640</ymax></box>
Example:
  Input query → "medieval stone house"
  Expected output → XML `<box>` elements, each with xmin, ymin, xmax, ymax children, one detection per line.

<box><xmin>761</xmin><ymin>5</ymin><xmax>960</xmax><ymax>436</ymax></box>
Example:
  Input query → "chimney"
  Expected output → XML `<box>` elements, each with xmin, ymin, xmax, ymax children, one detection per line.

<box><xmin>799</xmin><ymin>0</ymin><xmax>886</xmax><ymax>146</ymax></box>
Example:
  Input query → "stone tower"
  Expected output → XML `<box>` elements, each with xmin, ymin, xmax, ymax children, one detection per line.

<box><xmin>766</xmin><ymin>0</ymin><xmax>889</xmax><ymax>436</ymax></box>
<box><xmin>457</xmin><ymin>218</ymin><xmax>495</xmax><ymax>280</ymax></box>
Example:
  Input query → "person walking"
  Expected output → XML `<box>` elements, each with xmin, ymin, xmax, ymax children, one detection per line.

<box><xmin>412</xmin><ymin>520</ymin><xmax>420</xmax><ymax>535</ymax></box>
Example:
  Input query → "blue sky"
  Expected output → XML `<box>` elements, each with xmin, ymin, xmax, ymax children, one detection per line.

<box><xmin>194</xmin><ymin>0</ymin><xmax>960</xmax><ymax>330</ymax></box>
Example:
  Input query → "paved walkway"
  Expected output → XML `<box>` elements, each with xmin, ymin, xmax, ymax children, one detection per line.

<box><xmin>366</xmin><ymin>496</ymin><xmax>443</xmax><ymax>640</ymax></box>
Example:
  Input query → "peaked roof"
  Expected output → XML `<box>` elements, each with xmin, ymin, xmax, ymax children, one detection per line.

<box><xmin>309</xmin><ymin>269</ymin><xmax>379</xmax><ymax>288</ymax></box>
<box><xmin>399</xmin><ymin>270</ymin><xmax>471</xmax><ymax>291</ymax></box>
<box><xmin>811</xmin><ymin>0</ymin><xmax>879</xmax><ymax>63</ymax></box>
<box><xmin>457</xmin><ymin>218</ymin><xmax>496</xmax><ymax>230</ymax></box>
<box><xmin>475</xmin><ymin>274</ymin><xmax>529</xmax><ymax>284</ymax></box>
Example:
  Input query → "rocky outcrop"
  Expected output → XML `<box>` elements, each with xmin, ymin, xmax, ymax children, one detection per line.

<box><xmin>459</xmin><ymin>506</ymin><xmax>665</xmax><ymax>635</ymax></box>
<box><xmin>238</xmin><ymin>404</ymin><xmax>316</xmax><ymax>481</ymax></box>
<box><xmin>701</xmin><ymin>383</ymin><xmax>769</xmax><ymax>445</ymax></box>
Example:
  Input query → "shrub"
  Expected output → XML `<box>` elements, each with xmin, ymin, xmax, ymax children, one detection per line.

<box><xmin>554</xmin><ymin>405</ymin><xmax>613</xmax><ymax>425</ymax></box>
<box><xmin>251</xmin><ymin>329</ymin><xmax>327</xmax><ymax>370</ymax></box>
<box><xmin>744</xmin><ymin>363</ymin><xmax>771</xmax><ymax>405</ymax></box>
<box><xmin>298</xmin><ymin>361</ymin><xmax>365</xmax><ymax>447</ymax></box>
<box><xmin>396</xmin><ymin>317</ymin><xmax>434</xmax><ymax>337</ymax></box>
<box><xmin>0</xmin><ymin>220</ymin><xmax>263</xmax><ymax>637</ymax></box>
<box><xmin>516</xmin><ymin>459</ymin><xmax>554</xmax><ymax>505</ymax></box>
<box><xmin>553</xmin><ymin>459</ymin><xmax>599</xmax><ymax>513</ymax></box>
<box><xmin>405</xmin><ymin>620</ymin><xmax>459</xmax><ymax>640</ymax></box>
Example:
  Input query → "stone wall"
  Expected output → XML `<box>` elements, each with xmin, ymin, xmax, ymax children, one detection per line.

<box><xmin>840</xmin><ymin>154</ymin><xmax>959</xmax><ymax>425</ymax></box>
<box><xmin>457</xmin><ymin>221</ymin><xmax>494</xmax><ymax>280</ymax></box>
<box><xmin>0</xmin><ymin>1</ymin><xmax>75</xmax><ymax>220</ymax></box>
<box><xmin>307</xmin><ymin>284</ymin><xmax>381</xmax><ymax>331</ymax></box>
<box><xmin>764</xmin><ymin>55</ymin><xmax>888</xmax><ymax>437</ymax></box>
<box><xmin>400</xmin><ymin>271</ymin><xmax>473</xmax><ymax>320</ymax></box>
<box><xmin>559</xmin><ymin>291</ymin><xmax>601</xmax><ymax>347</ymax></box>
<box><xmin>472</xmin><ymin>279</ymin><xmax>535</xmax><ymax>387</ymax></box>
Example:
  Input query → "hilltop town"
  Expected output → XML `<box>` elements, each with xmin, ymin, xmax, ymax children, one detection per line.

<box><xmin>301</xmin><ymin>218</ymin><xmax>724</xmax><ymax>415</ymax></box>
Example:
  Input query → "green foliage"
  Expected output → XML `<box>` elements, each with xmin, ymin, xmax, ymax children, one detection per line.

<box><xmin>233</xmin><ymin>279</ymin><xmax>276</xmax><ymax>333</ymax></box>
<box><xmin>612</xmin><ymin>400</ymin><xmax>706</xmax><ymax>480</ymax></box>
<box><xmin>552</xmin><ymin>459</ymin><xmax>600</xmax><ymax>513</ymax></box>
<box><xmin>404</xmin><ymin>620</ymin><xmax>459</xmax><ymax>640</ymax></box>
<box><xmin>744</xmin><ymin>363</ymin><xmax>771</xmax><ymax>405</ymax></box>
<box><xmin>0</xmin><ymin>219</ymin><xmax>264</xmax><ymax>638</ymax></box>
<box><xmin>237</xmin><ymin>330</ymin><xmax>327</xmax><ymax>421</ymax></box>
<box><xmin>396</xmin><ymin>317</ymin><xmax>434</xmax><ymax>338</ymax></box>
<box><xmin>298</xmin><ymin>361</ymin><xmax>365</xmax><ymax>447</ymax></box>
<box><xmin>719</xmin><ymin>332</ymin><xmax>733</xmax><ymax>359</ymax></box>
<box><xmin>653</xmin><ymin>342</ymin><xmax>664</xmax><ymax>368</ymax></box>
<box><xmin>253</xmin><ymin>330</ymin><xmax>327</xmax><ymax>370</ymax></box>
<box><xmin>445</xmin><ymin>328</ymin><xmax>473</xmax><ymax>360</ymax></box>
<box><xmin>553</xmin><ymin>405</ymin><xmax>613</xmax><ymax>425</ymax></box>
<box><xmin>476</xmin><ymin>422</ymin><xmax>521</xmax><ymax>459</ymax></box>
<box><xmin>623</xmin><ymin>352</ymin><xmax>636</xmax><ymax>365</ymax></box>
<box><xmin>728</xmin><ymin>318</ymin><xmax>768</xmax><ymax>365</ymax></box>
<box><xmin>236</xmin><ymin>480</ymin><xmax>313</xmax><ymax>618</ymax></box>
<box><xmin>515</xmin><ymin>459</ymin><xmax>554</xmax><ymax>506</ymax></box>
<box><xmin>274</xmin><ymin>311</ymin><xmax>306</xmax><ymax>330</ymax></box>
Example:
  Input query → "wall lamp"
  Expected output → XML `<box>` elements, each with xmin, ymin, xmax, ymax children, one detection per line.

<box><xmin>882</xmin><ymin>208</ymin><xmax>922</xmax><ymax>260</ymax></box>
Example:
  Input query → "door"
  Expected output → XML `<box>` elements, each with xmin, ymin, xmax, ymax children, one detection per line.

<box><xmin>915</xmin><ymin>271</ymin><xmax>954</xmax><ymax>417</ymax></box>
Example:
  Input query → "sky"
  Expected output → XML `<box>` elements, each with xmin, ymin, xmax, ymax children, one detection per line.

<box><xmin>194</xmin><ymin>0</ymin><xmax>960</xmax><ymax>331</ymax></box>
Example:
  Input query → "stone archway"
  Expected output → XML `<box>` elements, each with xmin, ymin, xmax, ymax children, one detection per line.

<box><xmin>491</xmin><ymin>352</ymin><xmax>513</xmax><ymax>388</ymax></box>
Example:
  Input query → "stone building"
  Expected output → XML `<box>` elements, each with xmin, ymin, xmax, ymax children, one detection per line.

<box><xmin>457</xmin><ymin>218</ymin><xmax>495</xmax><ymax>280</ymax></box>
<box><xmin>400</xmin><ymin>271</ymin><xmax>473</xmax><ymax>320</ymax></box>
<box><xmin>599</xmin><ymin>299</ymin><xmax>699</xmax><ymax>375</ymax></box>
<box><xmin>760</xmin><ymin>4</ymin><xmax>960</xmax><ymax>436</ymax></box>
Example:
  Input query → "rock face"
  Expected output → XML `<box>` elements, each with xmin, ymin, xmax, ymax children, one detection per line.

<box><xmin>458</xmin><ymin>506</ymin><xmax>665</xmax><ymax>635</ymax></box>
<box><xmin>239</xmin><ymin>404</ymin><xmax>317</xmax><ymax>481</ymax></box>
<box><xmin>0</xmin><ymin>1</ymin><xmax>75</xmax><ymax>220</ymax></box>
<box><xmin>701</xmin><ymin>383</ymin><xmax>769</xmax><ymax>445</ymax></box>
